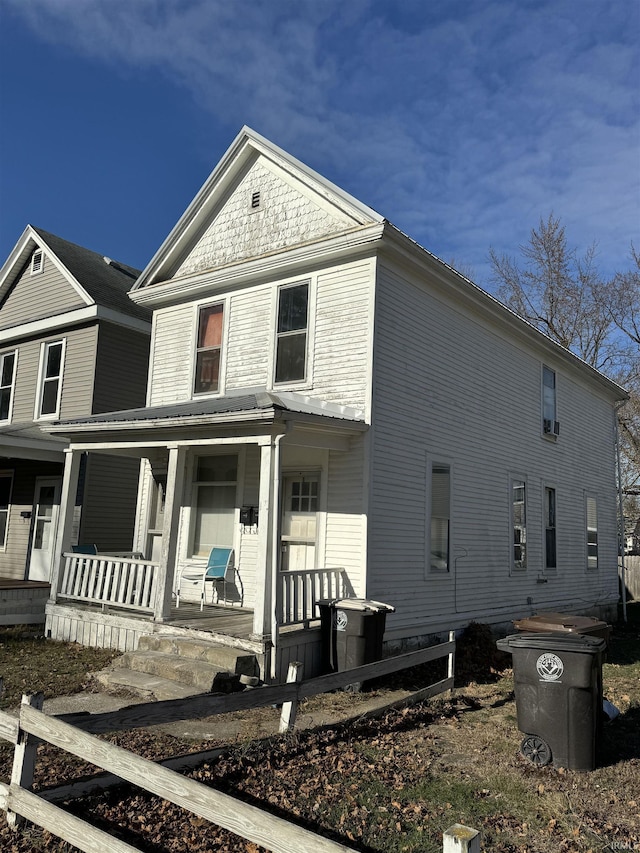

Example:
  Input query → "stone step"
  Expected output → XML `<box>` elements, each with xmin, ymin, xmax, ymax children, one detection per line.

<box><xmin>92</xmin><ymin>667</ymin><xmax>206</xmax><ymax>702</ymax></box>
<box><xmin>114</xmin><ymin>650</ymin><xmax>243</xmax><ymax>693</ymax></box>
<box><xmin>137</xmin><ymin>634</ymin><xmax>258</xmax><ymax>677</ymax></box>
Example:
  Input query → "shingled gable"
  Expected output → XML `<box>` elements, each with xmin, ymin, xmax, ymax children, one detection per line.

<box><xmin>0</xmin><ymin>225</ymin><xmax>150</xmax><ymax>325</ymax></box>
<box><xmin>130</xmin><ymin>125</ymin><xmax>385</xmax><ymax>294</ymax></box>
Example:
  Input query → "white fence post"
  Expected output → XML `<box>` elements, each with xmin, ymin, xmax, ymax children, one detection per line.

<box><xmin>443</xmin><ymin>823</ymin><xmax>480</xmax><ymax>852</ymax></box>
<box><xmin>8</xmin><ymin>692</ymin><xmax>44</xmax><ymax>828</ymax></box>
<box><xmin>279</xmin><ymin>662</ymin><xmax>303</xmax><ymax>733</ymax></box>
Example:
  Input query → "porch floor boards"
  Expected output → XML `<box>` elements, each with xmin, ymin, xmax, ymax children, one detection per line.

<box><xmin>0</xmin><ymin>580</ymin><xmax>50</xmax><ymax>589</ymax></box>
<box><xmin>167</xmin><ymin>604</ymin><xmax>254</xmax><ymax>639</ymax></box>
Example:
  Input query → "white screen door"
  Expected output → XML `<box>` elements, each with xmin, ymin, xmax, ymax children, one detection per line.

<box><xmin>28</xmin><ymin>477</ymin><xmax>61</xmax><ymax>581</ymax></box>
<box><xmin>280</xmin><ymin>474</ymin><xmax>319</xmax><ymax>571</ymax></box>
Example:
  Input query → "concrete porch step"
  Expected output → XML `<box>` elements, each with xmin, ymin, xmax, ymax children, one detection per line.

<box><xmin>92</xmin><ymin>634</ymin><xmax>260</xmax><ymax>701</ymax></box>
<box><xmin>91</xmin><ymin>667</ymin><xmax>207</xmax><ymax>702</ymax></box>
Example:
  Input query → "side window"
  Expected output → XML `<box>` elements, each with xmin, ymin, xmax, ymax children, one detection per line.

<box><xmin>429</xmin><ymin>462</ymin><xmax>451</xmax><ymax>572</ymax></box>
<box><xmin>511</xmin><ymin>478</ymin><xmax>527</xmax><ymax>571</ymax></box>
<box><xmin>194</xmin><ymin>303</ymin><xmax>224</xmax><ymax>395</ymax></box>
<box><xmin>0</xmin><ymin>350</ymin><xmax>17</xmax><ymax>422</ymax></box>
<box><xmin>36</xmin><ymin>340</ymin><xmax>65</xmax><ymax>419</ymax></box>
<box><xmin>274</xmin><ymin>282</ymin><xmax>309</xmax><ymax>384</ymax></box>
<box><xmin>542</xmin><ymin>366</ymin><xmax>559</xmax><ymax>436</ymax></box>
<box><xmin>0</xmin><ymin>471</ymin><xmax>13</xmax><ymax>548</ymax></box>
<box><xmin>586</xmin><ymin>494</ymin><xmax>598</xmax><ymax>570</ymax></box>
<box><xmin>544</xmin><ymin>486</ymin><xmax>557</xmax><ymax>571</ymax></box>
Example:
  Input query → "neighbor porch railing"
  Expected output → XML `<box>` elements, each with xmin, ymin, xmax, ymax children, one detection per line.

<box><xmin>279</xmin><ymin>567</ymin><xmax>350</xmax><ymax>626</ymax></box>
<box><xmin>58</xmin><ymin>553</ymin><xmax>159</xmax><ymax>613</ymax></box>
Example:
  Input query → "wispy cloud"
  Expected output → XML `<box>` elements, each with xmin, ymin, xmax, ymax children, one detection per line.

<box><xmin>3</xmin><ymin>0</ymin><xmax>639</xmax><ymax>282</ymax></box>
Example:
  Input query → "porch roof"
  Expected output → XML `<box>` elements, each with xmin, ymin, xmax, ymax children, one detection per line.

<box><xmin>0</xmin><ymin>421</ymin><xmax>68</xmax><ymax>462</ymax></box>
<box><xmin>44</xmin><ymin>389</ymin><xmax>368</xmax><ymax>440</ymax></box>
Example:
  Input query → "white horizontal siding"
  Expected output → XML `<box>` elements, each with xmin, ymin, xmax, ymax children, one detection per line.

<box><xmin>368</xmin><ymin>261</ymin><xmax>619</xmax><ymax>636</ymax></box>
<box><xmin>148</xmin><ymin>305</ymin><xmax>194</xmax><ymax>405</ymax></box>
<box><xmin>225</xmin><ymin>286</ymin><xmax>271</xmax><ymax>390</ymax></box>
<box><xmin>311</xmin><ymin>259</ymin><xmax>373</xmax><ymax>412</ymax></box>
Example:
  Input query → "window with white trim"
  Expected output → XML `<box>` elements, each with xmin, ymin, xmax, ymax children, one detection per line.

<box><xmin>511</xmin><ymin>478</ymin><xmax>527</xmax><ymax>570</ymax></box>
<box><xmin>30</xmin><ymin>250</ymin><xmax>44</xmax><ymax>275</ymax></box>
<box><xmin>544</xmin><ymin>486</ymin><xmax>557</xmax><ymax>570</ymax></box>
<box><xmin>190</xmin><ymin>454</ymin><xmax>238</xmax><ymax>557</ymax></box>
<box><xmin>586</xmin><ymin>494</ymin><xmax>598</xmax><ymax>570</ymax></box>
<box><xmin>0</xmin><ymin>351</ymin><xmax>17</xmax><ymax>422</ymax></box>
<box><xmin>274</xmin><ymin>281</ymin><xmax>309</xmax><ymax>384</ymax></box>
<box><xmin>429</xmin><ymin>462</ymin><xmax>451</xmax><ymax>572</ymax></box>
<box><xmin>542</xmin><ymin>366</ymin><xmax>559</xmax><ymax>436</ymax></box>
<box><xmin>0</xmin><ymin>471</ymin><xmax>13</xmax><ymax>548</ymax></box>
<box><xmin>36</xmin><ymin>339</ymin><xmax>65</xmax><ymax>419</ymax></box>
<box><xmin>194</xmin><ymin>303</ymin><xmax>224</xmax><ymax>395</ymax></box>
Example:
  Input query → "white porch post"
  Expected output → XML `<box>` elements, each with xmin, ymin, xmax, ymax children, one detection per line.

<box><xmin>49</xmin><ymin>448</ymin><xmax>82</xmax><ymax>603</ymax></box>
<box><xmin>252</xmin><ymin>440</ymin><xmax>275</xmax><ymax>640</ymax></box>
<box><xmin>154</xmin><ymin>444</ymin><xmax>186</xmax><ymax>621</ymax></box>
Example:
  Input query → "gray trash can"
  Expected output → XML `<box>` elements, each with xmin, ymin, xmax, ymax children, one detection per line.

<box><xmin>497</xmin><ymin>632</ymin><xmax>606</xmax><ymax>771</ymax></box>
<box><xmin>318</xmin><ymin>598</ymin><xmax>395</xmax><ymax>690</ymax></box>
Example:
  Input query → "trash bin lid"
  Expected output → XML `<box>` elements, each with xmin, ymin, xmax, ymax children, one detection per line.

<box><xmin>332</xmin><ymin>598</ymin><xmax>395</xmax><ymax>613</ymax></box>
<box><xmin>513</xmin><ymin>612</ymin><xmax>609</xmax><ymax>636</ymax></box>
<box><xmin>498</xmin><ymin>632</ymin><xmax>606</xmax><ymax>654</ymax></box>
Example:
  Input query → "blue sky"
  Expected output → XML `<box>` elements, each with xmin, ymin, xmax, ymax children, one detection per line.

<box><xmin>0</xmin><ymin>0</ymin><xmax>638</xmax><ymax>289</ymax></box>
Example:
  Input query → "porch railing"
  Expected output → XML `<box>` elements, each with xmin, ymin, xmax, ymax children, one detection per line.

<box><xmin>58</xmin><ymin>553</ymin><xmax>159</xmax><ymax>613</ymax></box>
<box><xmin>279</xmin><ymin>567</ymin><xmax>351</xmax><ymax>626</ymax></box>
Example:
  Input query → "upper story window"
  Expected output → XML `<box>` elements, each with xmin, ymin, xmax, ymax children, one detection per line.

<box><xmin>275</xmin><ymin>281</ymin><xmax>308</xmax><ymax>384</ymax></box>
<box><xmin>0</xmin><ymin>471</ymin><xmax>13</xmax><ymax>549</ymax></box>
<box><xmin>0</xmin><ymin>351</ymin><xmax>17</xmax><ymax>422</ymax></box>
<box><xmin>511</xmin><ymin>478</ymin><xmax>527</xmax><ymax>571</ymax></box>
<box><xmin>542</xmin><ymin>366</ymin><xmax>559</xmax><ymax>436</ymax></box>
<box><xmin>36</xmin><ymin>339</ymin><xmax>65</xmax><ymax>419</ymax></box>
<box><xmin>30</xmin><ymin>250</ymin><xmax>44</xmax><ymax>275</ymax></box>
<box><xmin>194</xmin><ymin>303</ymin><xmax>224</xmax><ymax>395</ymax></box>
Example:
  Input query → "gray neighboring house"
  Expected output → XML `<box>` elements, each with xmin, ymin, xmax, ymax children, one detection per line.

<box><xmin>0</xmin><ymin>226</ymin><xmax>151</xmax><ymax>621</ymax></box>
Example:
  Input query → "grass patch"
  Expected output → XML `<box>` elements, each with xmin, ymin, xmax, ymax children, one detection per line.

<box><xmin>0</xmin><ymin>626</ymin><xmax>118</xmax><ymax>709</ymax></box>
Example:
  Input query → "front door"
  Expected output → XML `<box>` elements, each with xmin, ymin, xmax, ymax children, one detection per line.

<box><xmin>280</xmin><ymin>473</ymin><xmax>319</xmax><ymax>571</ymax></box>
<box><xmin>27</xmin><ymin>478</ymin><xmax>61</xmax><ymax>581</ymax></box>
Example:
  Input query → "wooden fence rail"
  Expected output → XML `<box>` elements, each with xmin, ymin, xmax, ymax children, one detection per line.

<box><xmin>0</xmin><ymin>634</ymin><xmax>455</xmax><ymax>853</ymax></box>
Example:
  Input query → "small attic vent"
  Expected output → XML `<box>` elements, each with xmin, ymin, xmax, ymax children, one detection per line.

<box><xmin>31</xmin><ymin>250</ymin><xmax>44</xmax><ymax>275</ymax></box>
<box><xmin>249</xmin><ymin>190</ymin><xmax>262</xmax><ymax>212</ymax></box>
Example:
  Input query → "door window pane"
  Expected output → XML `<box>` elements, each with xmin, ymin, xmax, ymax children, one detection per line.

<box><xmin>191</xmin><ymin>455</ymin><xmax>237</xmax><ymax>556</ymax></box>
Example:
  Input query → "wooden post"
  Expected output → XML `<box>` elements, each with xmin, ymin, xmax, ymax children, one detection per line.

<box><xmin>448</xmin><ymin>630</ymin><xmax>456</xmax><ymax>695</ymax></box>
<box><xmin>279</xmin><ymin>661</ymin><xmax>303</xmax><ymax>733</ymax></box>
<box><xmin>8</xmin><ymin>692</ymin><xmax>44</xmax><ymax>828</ymax></box>
<box><xmin>443</xmin><ymin>823</ymin><xmax>480</xmax><ymax>852</ymax></box>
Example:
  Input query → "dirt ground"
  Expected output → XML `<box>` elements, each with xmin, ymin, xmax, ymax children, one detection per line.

<box><xmin>0</xmin><ymin>617</ymin><xmax>638</xmax><ymax>853</ymax></box>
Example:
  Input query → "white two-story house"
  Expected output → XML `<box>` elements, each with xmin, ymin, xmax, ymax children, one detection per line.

<box><xmin>44</xmin><ymin>127</ymin><xmax>626</xmax><ymax>682</ymax></box>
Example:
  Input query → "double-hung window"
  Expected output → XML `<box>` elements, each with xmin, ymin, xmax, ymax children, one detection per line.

<box><xmin>194</xmin><ymin>303</ymin><xmax>224</xmax><ymax>395</ymax></box>
<box><xmin>542</xmin><ymin>366</ymin><xmax>559</xmax><ymax>436</ymax></box>
<box><xmin>0</xmin><ymin>351</ymin><xmax>17</xmax><ymax>422</ymax></box>
<box><xmin>191</xmin><ymin>454</ymin><xmax>238</xmax><ymax>557</ymax></box>
<box><xmin>0</xmin><ymin>471</ymin><xmax>13</xmax><ymax>548</ymax></box>
<box><xmin>511</xmin><ymin>478</ymin><xmax>527</xmax><ymax>571</ymax></box>
<box><xmin>544</xmin><ymin>486</ymin><xmax>557</xmax><ymax>571</ymax></box>
<box><xmin>429</xmin><ymin>462</ymin><xmax>451</xmax><ymax>572</ymax></box>
<box><xmin>274</xmin><ymin>282</ymin><xmax>309</xmax><ymax>384</ymax></box>
<box><xmin>36</xmin><ymin>340</ymin><xmax>65</xmax><ymax>419</ymax></box>
<box><xmin>586</xmin><ymin>494</ymin><xmax>598</xmax><ymax>570</ymax></box>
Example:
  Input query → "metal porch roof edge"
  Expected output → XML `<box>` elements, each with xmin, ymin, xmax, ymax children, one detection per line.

<box><xmin>43</xmin><ymin>390</ymin><xmax>367</xmax><ymax>435</ymax></box>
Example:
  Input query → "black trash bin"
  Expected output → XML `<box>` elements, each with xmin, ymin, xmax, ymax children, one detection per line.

<box><xmin>318</xmin><ymin>598</ymin><xmax>395</xmax><ymax>690</ymax></box>
<box><xmin>497</xmin><ymin>632</ymin><xmax>606</xmax><ymax>771</ymax></box>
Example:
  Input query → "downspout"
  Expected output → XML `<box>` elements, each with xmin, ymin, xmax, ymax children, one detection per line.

<box><xmin>270</xmin><ymin>427</ymin><xmax>289</xmax><ymax>681</ymax></box>
<box><xmin>615</xmin><ymin>400</ymin><xmax>627</xmax><ymax>622</ymax></box>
